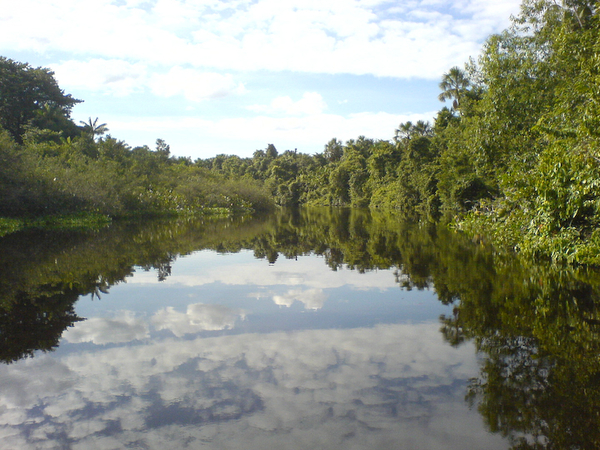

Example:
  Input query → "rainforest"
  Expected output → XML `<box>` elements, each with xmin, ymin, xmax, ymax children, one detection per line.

<box><xmin>2</xmin><ymin>0</ymin><xmax>600</xmax><ymax>264</ymax></box>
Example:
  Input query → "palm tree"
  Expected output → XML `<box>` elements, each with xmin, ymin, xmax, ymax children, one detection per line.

<box><xmin>394</xmin><ymin>121</ymin><xmax>413</xmax><ymax>143</ymax></box>
<box><xmin>413</xmin><ymin>120</ymin><xmax>433</xmax><ymax>137</ymax></box>
<box><xmin>80</xmin><ymin>117</ymin><xmax>108</xmax><ymax>139</ymax></box>
<box><xmin>438</xmin><ymin>66</ymin><xmax>470</xmax><ymax>110</ymax></box>
<box><xmin>394</xmin><ymin>120</ymin><xmax>432</xmax><ymax>142</ymax></box>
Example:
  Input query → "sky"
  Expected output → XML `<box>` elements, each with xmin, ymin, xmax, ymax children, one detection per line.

<box><xmin>0</xmin><ymin>0</ymin><xmax>522</xmax><ymax>160</ymax></box>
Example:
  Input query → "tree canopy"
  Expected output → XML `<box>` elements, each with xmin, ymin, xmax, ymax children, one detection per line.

<box><xmin>2</xmin><ymin>0</ymin><xmax>600</xmax><ymax>264</ymax></box>
<box><xmin>0</xmin><ymin>57</ymin><xmax>81</xmax><ymax>143</ymax></box>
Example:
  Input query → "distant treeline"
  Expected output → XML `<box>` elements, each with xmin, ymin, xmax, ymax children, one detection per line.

<box><xmin>1</xmin><ymin>0</ymin><xmax>599</xmax><ymax>263</ymax></box>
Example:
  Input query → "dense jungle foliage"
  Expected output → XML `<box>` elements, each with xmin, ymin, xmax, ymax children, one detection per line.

<box><xmin>0</xmin><ymin>58</ymin><xmax>273</xmax><ymax>224</ymax></box>
<box><xmin>197</xmin><ymin>0</ymin><xmax>600</xmax><ymax>264</ymax></box>
<box><xmin>1</xmin><ymin>0</ymin><xmax>599</xmax><ymax>263</ymax></box>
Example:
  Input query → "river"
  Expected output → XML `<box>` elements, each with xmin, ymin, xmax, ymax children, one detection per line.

<box><xmin>0</xmin><ymin>208</ymin><xmax>598</xmax><ymax>449</ymax></box>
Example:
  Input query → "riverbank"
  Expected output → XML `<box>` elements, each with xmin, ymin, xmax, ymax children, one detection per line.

<box><xmin>0</xmin><ymin>207</ymin><xmax>248</xmax><ymax>237</ymax></box>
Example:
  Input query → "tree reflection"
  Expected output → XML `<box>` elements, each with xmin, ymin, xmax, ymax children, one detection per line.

<box><xmin>439</xmin><ymin>307</ymin><xmax>465</xmax><ymax>347</ymax></box>
<box><xmin>431</xmin><ymin>251</ymin><xmax>600</xmax><ymax>449</ymax></box>
<box><xmin>465</xmin><ymin>333</ymin><xmax>600</xmax><ymax>450</ymax></box>
<box><xmin>0</xmin><ymin>208</ymin><xmax>599</xmax><ymax>448</ymax></box>
<box><xmin>0</xmin><ymin>284</ymin><xmax>83</xmax><ymax>363</ymax></box>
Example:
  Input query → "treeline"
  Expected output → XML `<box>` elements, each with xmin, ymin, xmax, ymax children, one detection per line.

<box><xmin>0</xmin><ymin>57</ymin><xmax>273</xmax><ymax>221</ymax></box>
<box><xmin>2</xmin><ymin>0</ymin><xmax>599</xmax><ymax>263</ymax></box>
<box><xmin>199</xmin><ymin>126</ymin><xmax>439</xmax><ymax>212</ymax></box>
<box><xmin>198</xmin><ymin>0</ymin><xmax>600</xmax><ymax>264</ymax></box>
<box><xmin>0</xmin><ymin>128</ymin><xmax>272</xmax><ymax>219</ymax></box>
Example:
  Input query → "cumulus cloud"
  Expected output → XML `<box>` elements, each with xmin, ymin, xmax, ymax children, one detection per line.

<box><xmin>249</xmin><ymin>92</ymin><xmax>327</xmax><ymax>116</ymax></box>
<box><xmin>0</xmin><ymin>323</ymin><xmax>506</xmax><ymax>449</ymax></box>
<box><xmin>1</xmin><ymin>0</ymin><xmax>521</xmax><ymax>78</ymax></box>
<box><xmin>152</xmin><ymin>303</ymin><xmax>247</xmax><ymax>336</ymax></box>
<box><xmin>148</xmin><ymin>67</ymin><xmax>246</xmax><ymax>101</ymax></box>
<box><xmin>62</xmin><ymin>312</ymin><xmax>149</xmax><ymax>345</ymax></box>
<box><xmin>273</xmin><ymin>288</ymin><xmax>327</xmax><ymax>310</ymax></box>
<box><xmin>51</xmin><ymin>61</ymin><xmax>246</xmax><ymax>101</ymax></box>
<box><xmin>51</xmin><ymin>59</ymin><xmax>147</xmax><ymax>96</ymax></box>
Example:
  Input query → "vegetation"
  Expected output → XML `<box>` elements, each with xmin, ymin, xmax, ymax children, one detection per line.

<box><xmin>1</xmin><ymin>0</ymin><xmax>598</xmax><ymax>264</ymax></box>
<box><xmin>194</xmin><ymin>0</ymin><xmax>600</xmax><ymax>265</ymax></box>
<box><xmin>0</xmin><ymin>58</ymin><xmax>273</xmax><ymax>224</ymax></box>
<box><xmin>1</xmin><ymin>207</ymin><xmax>599</xmax><ymax>449</ymax></box>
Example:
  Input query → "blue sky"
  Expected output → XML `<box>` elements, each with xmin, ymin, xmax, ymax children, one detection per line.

<box><xmin>1</xmin><ymin>0</ymin><xmax>521</xmax><ymax>160</ymax></box>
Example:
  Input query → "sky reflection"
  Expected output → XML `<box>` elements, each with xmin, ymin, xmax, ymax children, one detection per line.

<box><xmin>0</xmin><ymin>249</ymin><xmax>507</xmax><ymax>449</ymax></box>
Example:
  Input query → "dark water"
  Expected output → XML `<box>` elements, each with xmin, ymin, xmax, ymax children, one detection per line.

<box><xmin>0</xmin><ymin>208</ymin><xmax>599</xmax><ymax>449</ymax></box>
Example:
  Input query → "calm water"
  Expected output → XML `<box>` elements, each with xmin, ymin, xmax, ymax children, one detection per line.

<box><xmin>0</xmin><ymin>208</ymin><xmax>599</xmax><ymax>449</ymax></box>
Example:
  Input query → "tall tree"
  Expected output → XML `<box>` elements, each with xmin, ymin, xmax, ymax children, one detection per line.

<box><xmin>394</xmin><ymin>120</ymin><xmax>433</xmax><ymax>142</ymax></box>
<box><xmin>438</xmin><ymin>66</ymin><xmax>470</xmax><ymax>110</ymax></box>
<box><xmin>80</xmin><ymin>117</ymin><xmax>108</xmax><ymax>140</ymax></box>
<box><xmin>323</xmin><ymin>138</ymin><xmax>343</xmax><ymax>162</ymax></box>
<box><xmin>0</xmin><ymin>57</ymin><xmax>81</xmax><ymax>143</ymax></box>
<box><xmin>265</xmin><ymin>143</ymin><xmax>278</xmax><ymax>159</ymax></box>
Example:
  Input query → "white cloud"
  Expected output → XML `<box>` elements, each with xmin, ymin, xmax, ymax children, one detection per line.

<box><xmin>1</xmin><ymin>0</ymin><xmax>521</xmax><ymax>78</ymax></box>
<box><xmin>249</xmin><ymin>92</ymin><xmax>327</xmax><ymax>116</ymax></box>
<box><xmin>51</xmin><ymin>59</ymin><xmax>147</xmax><ymax>96</ymax></box>
<box><xmin>50</xmin><ymin>60</ymin><xmax>245</xmax><ymax>101</ymax></box>
<box><xmin>273</xmin><ymin>288</ymin><xmax>327</xmax><ymax>310</ymax></box>
<box><xmin>148</xmin><ymin>66</ymin><xmax>246</xmax><ymax>101</ymax></box>
<box><xmin>0</xmin><ymin>323</ymin><xmax>507</xmax><ymax>449</ymax></box>
<box><xmin>62</xmin><ymin>312</ymin><xmax>149</xmax><ymax>345</ymax></box>
<box><xmin>152</xmin><ymin>303</ymin><xmax>247</xmax><ymax>336</ymax></box>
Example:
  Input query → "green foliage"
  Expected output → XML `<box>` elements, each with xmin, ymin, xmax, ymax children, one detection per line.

<box><xmin>0</xmin><ymin>126</ymin><xmax>273</xmax><ymax>223</ymax></box>
<box><xmin>456</xmin><ymin>0</ymin><xmax>600</xmax><ymax>264</ymax></box>
<box><xmin>0</xmin><ymin>56</ymin><xmax>274</xmax><ymax>226</ymax></box>
<box><xmin>6</xmin><ymin>7</ymin><xmax>600</xmax><ymax>269</ymax></box>
<box><xmin>0</xmin><ymin>57</ymin><xmax>81</xmax><ymax>143</ymax></box>
<box><xmin>323</xmin><ymin>138</ymin><xmax>343</xmax><ymax>162</ymax></box>
<box><xmin>0</xmin><ymin>218</ymin><xmax>22</xmax><ymax>237</ymax></box>
<box><xmin>438</xmin><ymin>66</ymin><xmax>470</xmax><ymax>110</ymax></box>
<box><xmin>79</xmin><ymin>117</ymin><xmax>108</xmax><ymax>141</ymax></box>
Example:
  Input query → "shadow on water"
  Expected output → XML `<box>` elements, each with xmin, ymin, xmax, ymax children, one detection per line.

<box><xmin>0</xmin><ymin>207</ymin><xmax>599</xmax><ymax>448</ymax></box>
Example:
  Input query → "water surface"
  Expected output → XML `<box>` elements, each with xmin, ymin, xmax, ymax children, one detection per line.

<box><xmin>0</xmin><ymin>208</ymin><xmax>598</xmax><ymax>449</ymax></box>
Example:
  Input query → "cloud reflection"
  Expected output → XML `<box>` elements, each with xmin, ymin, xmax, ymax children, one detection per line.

<box><xmin>273</xmin><ymin>288</ymin><xmax>327</xmax><ymax>310</ymax></box>
<box><xmin>127</xmin><ymin>251</ymin><xmax>399</xmax><ymax>291</ymax></box>
<box><xmin>0</xmin><ymin>323</ymin><xmax>507</xmax><ymax>449</ymax></box>
<box><xmin>152</xmin><ymin>303</ymin><xmax>246</xmax><ymax>337</ymax></box>
<box><xmin>62</xmin><ymin>312</ymin><xmax>149</xmax><ymax>344</ymax></box>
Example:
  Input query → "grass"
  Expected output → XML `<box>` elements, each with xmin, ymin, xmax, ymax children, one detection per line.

<box><xmin>0</xmin><ymin>206</ymin><xmax>249</xmax><ymax>237</ymax></box>
<box><xmin>0</xmin><ymin>213</ymin><xmax>112</xmax><ymax>236</ymax></box>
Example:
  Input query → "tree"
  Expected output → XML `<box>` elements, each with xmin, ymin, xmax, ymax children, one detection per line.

<box><xmin>438</xmin><ymin>66</ymin><xmax>470</xmax><ymax>110</ymax></box>
<box><xmin>323</xmin><ymin>138</ymin><xmax>343</xmax><ymax>162</ymax></box>
<box><xmin>394</xmin><ymin>120</ymin><xmax>433</xmax><ymax>142</ymax></box>
<box><xmin>26</xmin><ymin>104</ymin><xmax>81</xmax><ymax>142</ymax></box>
<box><xmin>0</xmin><ymin>57</ymin><xmax>81</xmax><ymax>143</ymax></box>
<box><xmin>155</xmin><ymin>138</ymin><xmax>171</xmax><ymax>162</ymax></box>
<box><xmin>394</xmin><ymin>121</ymin><xmax>414</xmax><ymax>143</ymax></box>
<box><xmin>80</xmin><ymin>117</ymin><xmax>108</xmax><ymax>140</ymax></box>
<box><xmin>265</xmin><ymin>143</ymin><xmax>278</xmax><ymax>159</ymax></box>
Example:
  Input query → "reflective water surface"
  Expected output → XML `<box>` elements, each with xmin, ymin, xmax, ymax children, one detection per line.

<box><xmin>1</xmin><ymin>208</ymin><xmax>599</xmax><ymax>449</ymax></box>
